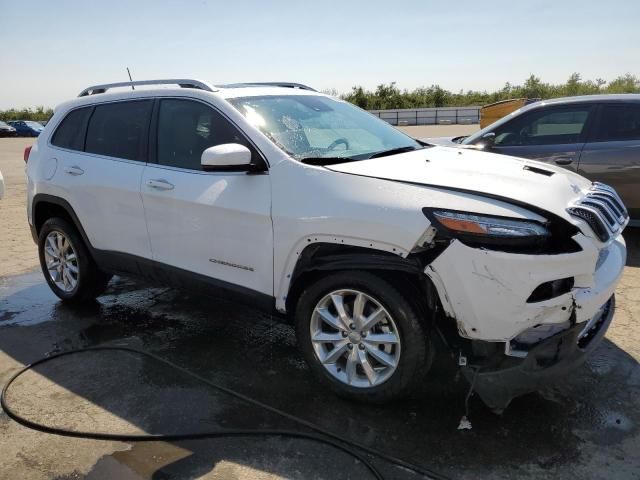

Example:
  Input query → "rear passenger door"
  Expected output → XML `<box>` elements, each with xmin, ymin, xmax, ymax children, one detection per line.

<box><xmin>578</xmin><ymin>103</ymin><xmax>640</xmax><ymax>219</ymax></box>
<box><xmin>140</xmin><ymin>98</ymin><xmax>273</xmax><ymax>297</ymax></box>
<box><xmin>486</xmin><ymin>105</ymin><xmax>595</xmax><ymax>171</ymax></box>
<box><xmin>52</xmin><ymin>100</ymin><xmax>153</xmax><ymax>259</ymax></box>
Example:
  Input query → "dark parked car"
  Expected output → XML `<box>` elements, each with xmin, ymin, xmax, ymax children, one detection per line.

<box><xmin>425</xmin><ymin>94</ymin><xmax>640</xmax><ymax>225</ymax></box>
<box><xmin>0</xmin><ymin>120</ymin><xmax>17</xmax><ymax>137</ymax></box>
<box><xmin>8</xmin><ymin>120</ymin><xmax>44</xmax><ymax>137</ymax></box>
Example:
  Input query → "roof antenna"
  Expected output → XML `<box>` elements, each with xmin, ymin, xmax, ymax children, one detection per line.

<box><xmin>126</xmin><ymin>67</ymin><xmax>135</xmax><ymax>90</ymax></box>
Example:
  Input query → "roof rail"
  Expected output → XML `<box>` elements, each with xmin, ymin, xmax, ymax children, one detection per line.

<box><xmin>78</xmin><ymin>79</ymin><xmax>216</xmax><ymax>97</ymax></box>
<box><xmin>219</xmin><ymin>82</ymin><xmax>317</xmax><ymax>92</ymax></box>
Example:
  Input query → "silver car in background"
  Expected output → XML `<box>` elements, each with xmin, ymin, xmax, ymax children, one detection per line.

<box><xmin>425</xmin><ymin>95</ymin><xmax>640</xmax><ymax>225</ymax></box>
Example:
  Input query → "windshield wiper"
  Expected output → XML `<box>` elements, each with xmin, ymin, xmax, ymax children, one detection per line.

<box><xmin>299</xmin><ymin>156</ymin><xmax>355</xmax><ymax>166</ymax></box>
<box><xmin>367</xmin><ymin>146</ymin><xmax>422</xmax><ymax>159</ymax></box>
<box><xmin>299</xmin><ymin>145</ymin><xmax>425</xmax><ymax>165</ymax></box>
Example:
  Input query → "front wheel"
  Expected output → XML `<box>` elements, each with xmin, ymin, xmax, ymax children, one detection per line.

<box><xmin>38</xmin><ymin>217</ymin><xmax>112</xmax><ymax>302</ymax></box>
<box><xmin>295</xmin><ymin>271</ymin><xmax>432</xmax><ymax>403</ymax></box>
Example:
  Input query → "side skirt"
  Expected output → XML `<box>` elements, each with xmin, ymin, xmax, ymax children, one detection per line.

<box><xmin>93</xmin><ymin>250</ymin><xmax>278</xmax><ymax>316</ymax></box>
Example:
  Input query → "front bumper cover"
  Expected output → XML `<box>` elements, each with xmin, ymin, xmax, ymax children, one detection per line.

<box><xmin>463</xmin><ymin>295</ymin><xmax>615</xmax><ymax>411</ymax></box>
<box><xmin>424</xmin><ymin>233</ymin><xmax>625</xmax><ymax>341</ymax></box>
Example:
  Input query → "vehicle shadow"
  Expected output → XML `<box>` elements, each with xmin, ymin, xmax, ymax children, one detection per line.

<box><xmin>0</xmin><ymin>260</ymin><xmax>639</xmax><ymax>479</ymax></box>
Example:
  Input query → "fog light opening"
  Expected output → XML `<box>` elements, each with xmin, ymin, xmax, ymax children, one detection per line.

<box><xmin>527</xmin><ymin>277</ymin><xmax>574</xmax><ymax>303</ymax></box>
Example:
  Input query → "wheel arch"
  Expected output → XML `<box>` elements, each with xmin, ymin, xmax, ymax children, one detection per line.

<box><xmin>283</xmin><ymin>242</ymin><xmax>442</xmax><ymax>324</ymax></box>
<box><xmin>32</xmin><ymin>194</ymin><xmax>94</xmax><ymax>253</ymax></box>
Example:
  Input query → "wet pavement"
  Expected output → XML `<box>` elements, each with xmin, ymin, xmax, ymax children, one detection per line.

<box><xmin>1</xmin><ymin>232</ymin><xmax>640</xmax><ymax>479</ymax></box>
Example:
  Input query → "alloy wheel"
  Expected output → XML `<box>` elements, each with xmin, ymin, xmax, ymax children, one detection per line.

<box><xmin>310</xmin><ymin>289</ymin><xmax>401</xmax><ymax>388</ymax></box>
<box><xmin>44</xmin><ymin>230</ymin><xmax>79</xmax><ymax>292</ymax></box>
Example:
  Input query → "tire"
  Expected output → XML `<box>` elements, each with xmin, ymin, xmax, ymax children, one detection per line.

<box><xmin>295</xmin><ymin>270</ymin><xmax>432</xmax><ymax>403</ymax></box>
<box><xmin>38</xmin><ymin>217</ymin><xmax>112</xmax><ymax>302</ymax></box>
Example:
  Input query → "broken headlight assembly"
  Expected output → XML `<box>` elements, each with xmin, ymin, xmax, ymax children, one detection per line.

<box><xmin>422</xmin><ymin>208</ymin><xmax>552</xmax><ymax>252</ymax></box>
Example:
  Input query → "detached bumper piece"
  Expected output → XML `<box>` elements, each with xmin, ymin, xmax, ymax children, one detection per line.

<box><xmin>463</xmin><ymin>296</ymin><xmax>615</xmax><ymax>412</ymax></box>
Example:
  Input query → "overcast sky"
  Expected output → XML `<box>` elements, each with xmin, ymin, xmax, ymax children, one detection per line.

<box><xmin>1</xmin><ymin>0</ymin><xmax>638</xmax><ymax>109</ymax></box>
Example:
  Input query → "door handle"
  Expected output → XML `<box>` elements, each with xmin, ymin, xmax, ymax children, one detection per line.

<box><xmin>554</xmin><ymin>157</ymin><xmax>574</xmax><ymax>166</ymax></box>
<box><xmin>146</xmin><ymin>179</ymin><xmax>175</xmax><ymax>191</ymax></box>
<box><xmin>64</xmin><ymin>166</ymin><xmax>84</xmax><ymax>176</ymax></box>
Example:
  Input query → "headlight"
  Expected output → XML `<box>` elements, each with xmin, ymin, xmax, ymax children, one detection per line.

<box><xmin>423</xmin><ymin>208</ymin><xmax>551</xmax><ymax>250</ymax></box>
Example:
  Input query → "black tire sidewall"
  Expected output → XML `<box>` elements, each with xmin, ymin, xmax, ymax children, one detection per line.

<box><xmin>295</xmin><ymin>271</ymin><xmax>430</xmax><ymax>403</ymax></box>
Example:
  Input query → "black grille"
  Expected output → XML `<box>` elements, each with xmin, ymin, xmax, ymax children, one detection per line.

<box><xmin>567</xmin><ymin>206</ymin><xmax>610</xmax><ymax>241</ymax></box>
<box><xmin>582</xmin><ymin>200</ymin><xmax>616</xmax><ymax>225</ymax></box>
<box><xmin>567</xmin><ymin>182</ymin><xmax>629</xmax><ymax>242</ymax></box>
<box><xmin>590</xmin><ymin>193</ymin><xmax>625</xmax><ymax>220</ymax></box>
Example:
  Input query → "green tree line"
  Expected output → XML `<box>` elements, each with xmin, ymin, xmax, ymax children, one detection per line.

<box><xmin>341</xmin><ymin>73</ymin><xmax>640</xmax><ymax>110</ymax></box>
<box><xmin>1</xmin><ymin>73</ymin><xmax>639</xmax><ymax>119</ymax></box>
<box><xmin>0</xmin><ymin>106</ymin><xmax>54</xmax><ymax>122</ymax></box>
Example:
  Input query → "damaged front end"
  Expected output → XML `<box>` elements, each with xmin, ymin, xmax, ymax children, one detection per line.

<box><xmin>462</xmin><ymin>296</ymin><xmax>614</xmax><ymax>412</ymax></box>
<box><xmin>421</xmin><ymin>198</ymin><xmax>627</xmax><ymax>411</ymax></box>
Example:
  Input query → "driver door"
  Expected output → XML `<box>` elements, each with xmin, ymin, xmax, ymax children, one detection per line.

<box><xmin>485</xmin><ymin>105</ymin><xmax>595</xmax><ymax>172</ymax></box>
<box><xmin>140</xmin><ymin>98</ymin><xmax>273</xmax><ymax>298</ymax></box>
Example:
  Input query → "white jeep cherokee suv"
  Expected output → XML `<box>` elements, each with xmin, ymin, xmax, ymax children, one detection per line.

<box><xmin>25</xmin><ymin>79</ymin><xmax>628</xmax><ymax>410</ymax></box>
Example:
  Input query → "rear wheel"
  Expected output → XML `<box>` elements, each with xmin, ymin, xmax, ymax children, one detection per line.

<box><xmin>295</xmin><ymin>271</ymin><xmax>432</xmax><ymax>403</ymax></box>
<box><xmin>38</xmin><ymin>218</ymin><xmax>111</xmax><ymax>302</ymax></box>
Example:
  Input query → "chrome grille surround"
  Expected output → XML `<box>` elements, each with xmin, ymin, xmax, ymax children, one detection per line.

<box><xmin>567</xmin><ymin>182</ymin><xmax>629</xmax><ymax>242</ymax></box>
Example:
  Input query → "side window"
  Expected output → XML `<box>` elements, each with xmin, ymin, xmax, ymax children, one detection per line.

<box><xmin>85</xmin><ymin>100</ymin><xmax>152</xmax><ymax>161</ymax></box>
<box><xmin>157</xmin><ymin>99</ymin><xmax>256</xmax><ymax>170</ymax></box>
<box><xmin>494</xmin><ymin>107</ymin><xmax>591</xmax><ymax>146</ymax></box>
<box><xmin>51</xmin><ymin>107</ymin><xmax>92</xmax><ymax>151</ymax></box>
<box><xmin>592</xmin><ymin>104</ymin><xmax>640</xmax><ymax>142</ymax></box>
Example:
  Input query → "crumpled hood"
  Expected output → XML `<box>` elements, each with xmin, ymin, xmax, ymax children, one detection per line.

<box><xmin>327</xmin><ymin>146</ymin><xmax>592</xmax><ymax>221</ymax></box>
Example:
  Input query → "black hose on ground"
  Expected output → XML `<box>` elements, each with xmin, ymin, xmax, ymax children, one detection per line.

<box><xmin>1</xmin><ymin>346</ymin><xmax>452</xmax><ymax>480</ymax></box>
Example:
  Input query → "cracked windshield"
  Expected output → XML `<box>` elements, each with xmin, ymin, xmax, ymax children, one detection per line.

<box><xmin>230</xmin><ymin>95</ymin><xmax>421</xmax><ymax>163</ymax></box>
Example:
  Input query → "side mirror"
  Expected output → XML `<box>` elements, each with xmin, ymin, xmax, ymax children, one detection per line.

<box><xmin>477</xmin><ymin>132</ymin><xmax>496</xmax><ymax>150</ymax></box>
<box><xmin>201</xmin><ymin>143</ymin><xmax>252</xmax><ymax>171</ymax></box>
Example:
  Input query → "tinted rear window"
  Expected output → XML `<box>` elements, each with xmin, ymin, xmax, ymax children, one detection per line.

<box><xmin>593</xmin><ymin>104</ymin><xmax>640</xmax><ymax>142</ymax></box>
<box><xmin>85</xmin><ymin>100</ymin><xmax>152</xmax><ymax>161</ymax></box>
<box><xmin>51</xmin><ymin>107</ymin><xmax>93</xmax><ymax>151</ymax></box>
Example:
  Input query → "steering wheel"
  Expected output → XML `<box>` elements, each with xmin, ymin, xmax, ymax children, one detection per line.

<box><xmin>327</xmin><ymin>138</ymin><xmax>349</xmax><ymax>151</ymax></box>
